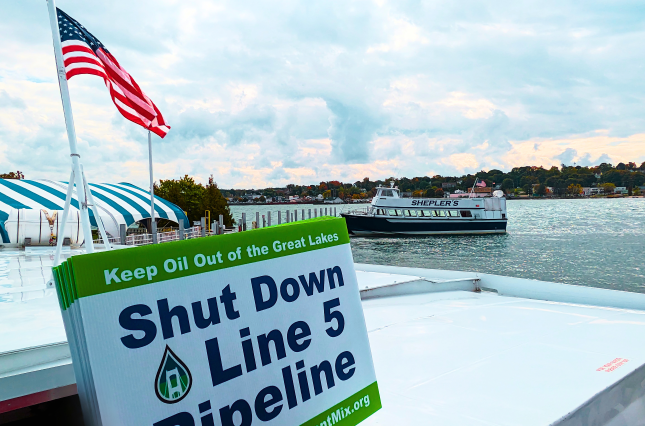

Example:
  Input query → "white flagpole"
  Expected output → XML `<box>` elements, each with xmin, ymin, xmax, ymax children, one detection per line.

<box><xmin>81</xmin><ymin>165</ymin><xmax>112</xmax><ymax>250</ymax></box>
<box><xmin>53</xmin><ymin>169</ymin><xmax>75</xmax><ymax>266</ymax></box>
<box><xmin>148</xmin><ymin>130</ymin><xmax>158</xmax><ymax>243</ymax></box>
<box><xmin>46</xmin><ymin>0</ymin><xmax>94</xmax><ymax>253</ymax></box>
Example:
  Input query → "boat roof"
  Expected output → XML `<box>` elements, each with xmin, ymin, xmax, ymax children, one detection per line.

<box><xmin>2</xmin><ymin>251</ymin><xmax>645</xmax><ymax>424</ymax></box>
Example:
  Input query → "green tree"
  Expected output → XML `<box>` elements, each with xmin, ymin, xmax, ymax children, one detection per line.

<box><xmin>501</xmin><ymin>178</ymin><xmax>514</xmax><ymax>193</ymax></box>
<box><xmin>156</xmin><ymin>175</ymin><xmax>233</xmax><ymax>227</ymax></box>
<box><xmin>522</xmin><ymin>184</ymin><xmax>533</xmax><ymax>196</ymax></box>
<box><xmin>600</xmin><ymin>182</ymin><xmax>616</xmax><ymax>194</ymax></box>
<box><xmin>567</xmin><ymin>183</ymin><xmax>583</xmax><ymax>196</ymax></box>
<box><xmin>424</xmin><ymin>187</ymin><xmax>436</xmax><ymax>198</ymax></box>
<box><xmin>535</xmin><ymin>184</ymin><xmax>547</xmax><ymax>196</ymax></box>
<box><xmin>435</xmin><ymin>188</ymin><xmax>445</xmax><ymax>198</ymax></box>
<box><xmin>201</xmin><ymin>176</ymin><xmax>234</xmax><ymax>227</ymax></box>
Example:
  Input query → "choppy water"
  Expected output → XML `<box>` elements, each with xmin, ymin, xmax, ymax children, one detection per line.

<box><xmin>231</xmin><ymin>199</ymin><xmax>645</xmax><ymax>293</ymax></box>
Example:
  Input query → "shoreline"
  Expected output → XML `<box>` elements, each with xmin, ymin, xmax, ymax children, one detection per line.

<box><xmin>229</xmin><ymin>196</ymin><xmax>644</xmax><ymax>206</ymax></box>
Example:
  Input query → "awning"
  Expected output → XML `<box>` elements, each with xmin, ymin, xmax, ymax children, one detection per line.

<box><xmin>0</xmin><ymin>179</ymin><xmax>189</xmax><ymax>243</ymax></box>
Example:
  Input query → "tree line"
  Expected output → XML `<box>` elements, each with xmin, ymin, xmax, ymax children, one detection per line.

<box><xmin>221</xmin><ymin>161</ymin><xmax>645</xmax><ymax>200</ymax></box>
<box><xmin>155</xmin><ymin>175</ymin><xmax>234</xmax><ymax>226</ymax></box>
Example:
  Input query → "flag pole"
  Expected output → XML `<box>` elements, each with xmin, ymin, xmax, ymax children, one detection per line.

<box><xmin>148</xmin><ymin>130</ymin><xmax>158</xmax><ymax>243</ymax></box>
<box><xmin>46</xmin><ymin>0</ymin><xmax>94</xmax><ymax>253</ymax></box>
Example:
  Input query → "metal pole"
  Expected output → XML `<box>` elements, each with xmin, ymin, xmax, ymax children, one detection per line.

<box><xmin>53</xmin><ymin>169</ymin><xmax>74</xmax><ymax>266</ymax></box>
<box><xmin>46</xmin><ymin>0</ymin><xmax>93</xmax><ymax>253</ymax></box>
<box><xmin>148</xmin><ymin>131</ymin><xmax>158</xmax><ymax>244</ymax></box>
<box><xmin>295</xmin><ymin>210</ymin><xmax>298</xmax><ymax>221</ymax></box>
<box><xmin>268</xmin><ymin>212</ymin><xmax>272</xmax><ymax>227</ymax></box>
<box><xmin>81</xmin><ymin>165</ymin><xmax>111</xmax><ymax>250</ymax></box>
<box><xmin>278</xmin><ymin>211</ymin><xmax>281</xmax><ymax>224</ymax></box>
<box><xmin>120</xmin><ymin>224</ymin><xmax>126</xmax><ymax>245</ymax></box>
<box><xmin>256</xmin><ymin>212</ymin><xmax>259</xmax><ymax>228</ymax></box>
<box><xmin>308</xmin><ymin>209</ymin><xmax>311</xmax><ymax>219</ymax></box>
<box><xmin>219</xmin><ymin>214</ymin><xmax>224</xmax><ymax>234</ymax></box>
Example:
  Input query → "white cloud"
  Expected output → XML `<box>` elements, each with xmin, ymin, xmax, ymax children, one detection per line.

<box><xmin>0</xmin><ymin>0</ymin><xmax>644</xmax><ymax>188</ymax></box>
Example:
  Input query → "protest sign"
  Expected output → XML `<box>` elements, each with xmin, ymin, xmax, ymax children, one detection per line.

<box><xmin>53</xmin><ymin>217</ymin><xmax>381</xmax><ymax>426</ymax></box>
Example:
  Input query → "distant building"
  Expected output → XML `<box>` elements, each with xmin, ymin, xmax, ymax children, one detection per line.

<box><xmin>614</xmin><ymin>187</ymin><xmax>628</xmax><ymax>195</ymax></box>
<box><xmin>471</xmin><ymin>187</ymin><xmax>491</xmax><ymax>194</ymax></box>
<box><xmin>442</xmin><ymin>182</ymin><xmax>456</xmax><ymax>189</ymax></box>
<box><xmin>324</xmin><ymin>197</ymin><xmax>344</xmax><ymax>204</ymax></box>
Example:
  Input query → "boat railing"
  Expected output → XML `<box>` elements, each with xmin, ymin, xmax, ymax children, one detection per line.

<box><xmin>94</xmin><ymin>226</ymin><xmax>204</xmax><ymax>246</ymax></box>
<box><xmin>345</xmin><ymin>206</ymin><xmax>372</xmax><ymax>216</ymax></box>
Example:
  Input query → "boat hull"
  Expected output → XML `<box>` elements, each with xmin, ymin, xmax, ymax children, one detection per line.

<box><xmin>341</xmin><ymin>214</ymin><xmax>507</xmax><ymax>236</ymax></box>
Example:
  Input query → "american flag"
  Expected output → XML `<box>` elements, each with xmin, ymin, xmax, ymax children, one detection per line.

<box><xmin>475</xmin><ymin>179</ymin><xmax>487</xmax><ymax>187</ymax></box>
<box><xmin>56</xmin><ymin>8</ymin><xmax>170</xmax><ymax>138</ymax></box>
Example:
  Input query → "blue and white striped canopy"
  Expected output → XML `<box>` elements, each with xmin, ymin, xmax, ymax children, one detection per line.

<box><xmin>0</xmin><ymin>179</ymin><xmax>189</xmax><ymax>243</ymax></box>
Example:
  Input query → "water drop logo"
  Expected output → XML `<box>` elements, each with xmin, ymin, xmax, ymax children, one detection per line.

<box><xmin>155</xmin><ymin>345</ymin><xmax>192</xmax><ymax>404</ymax></box>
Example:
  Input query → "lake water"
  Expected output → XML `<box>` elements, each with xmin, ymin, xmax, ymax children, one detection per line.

<box><xmin>230</xmin><ymin>199</ymin><xmax>645</xmax><ymax>293</ymax></box>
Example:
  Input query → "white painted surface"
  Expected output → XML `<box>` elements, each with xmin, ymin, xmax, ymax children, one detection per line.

<box><xmin>1</xmin><ymin>252</ymin><xmax>645</xmax><ymax>426</ymax></box>
<box><xmin>360</xmin><ymin>290</ymin><xmax>645</xmax><ymax>425</ymax></box>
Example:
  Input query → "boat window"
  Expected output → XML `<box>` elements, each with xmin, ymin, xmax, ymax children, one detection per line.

<box><xmin>374</xmin><ymin>209</ymin><xmax>386</xmax><ymax>215</ymax></box>
<box><xmin>419</xmin><ymin>210</ymin><xmax>432</xmax><ymax>217</ymax></box>
<box><xmin>434</xmin><ymin>210</ymin><xmax>445</xmax><ymax>217</ymax></box>
<box><xmin>403</xmin><ymin>210</ymin><xmax>417</xmax><ymax>217</ymax></box>
<box><xmin>387</xmin><ymin>209</ymin><xmax>398</xmax><ymax>216</ymax></box>
<box><xmin>381</xmin><ymin>190</ymin><xmax>393</xmax><ymax>197</ymax></box>
<box><xmin>460</xmin><ymin>210</ymin><xmax>473</xmax><ymax>218</ymax></box>
<box><xmin>448</xmin><ymin>210</ymin><xmax>459</xmax><ymax>217</ymax></box>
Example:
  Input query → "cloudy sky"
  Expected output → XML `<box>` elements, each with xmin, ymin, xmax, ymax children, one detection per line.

<box><xmin>1</xmin><ymin>1</ymin><xmax>644</xmax><ymax>188</ymax></box>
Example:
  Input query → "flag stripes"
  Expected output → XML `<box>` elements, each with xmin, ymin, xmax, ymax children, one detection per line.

<box><xmin>56</xmin><ymin>8</ymin><xmax>170</xmax><ymax>138</ymax></box>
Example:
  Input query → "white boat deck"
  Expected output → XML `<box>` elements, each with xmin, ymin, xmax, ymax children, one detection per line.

<box><xmin>2</xmin><ymin>250</ymin><xmax>645</xmax><ymax>424</ymax></box>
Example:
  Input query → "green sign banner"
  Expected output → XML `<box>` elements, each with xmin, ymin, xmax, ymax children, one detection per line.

<box><xmin>54</xmin><ymin>217</ymin><xmax>381</xmax><ymax>426</ymax></box>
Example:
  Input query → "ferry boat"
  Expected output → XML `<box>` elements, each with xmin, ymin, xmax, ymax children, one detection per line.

<box><xmin>341</xmin><ymin>185</ymin><xmax>507</xmax><ymax>236</ymax></box>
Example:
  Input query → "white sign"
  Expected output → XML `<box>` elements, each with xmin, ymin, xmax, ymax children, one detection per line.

<box><xmin>54</xmin><ymin>218</ymin><xmax>381</xmax><ymax>426</ymax></box>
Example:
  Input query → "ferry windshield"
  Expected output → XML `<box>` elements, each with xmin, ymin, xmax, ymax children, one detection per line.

<box><xmin>378</xmin><ymin>187</ymin><xmax>400</xmax><ymax>197</ymax></box>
